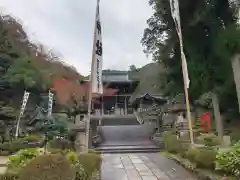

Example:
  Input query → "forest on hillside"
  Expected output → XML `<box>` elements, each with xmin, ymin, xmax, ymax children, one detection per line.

<box><xmin>0</xmin><ymin>14</ymin><xmax>84</xmax><ymax>121</ymax></box>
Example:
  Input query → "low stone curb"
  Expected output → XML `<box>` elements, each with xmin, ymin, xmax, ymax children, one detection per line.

<box><xmin>161</xmin><ymin>152</ymin><xmax>236</xmax><ymax>180</ymax></box>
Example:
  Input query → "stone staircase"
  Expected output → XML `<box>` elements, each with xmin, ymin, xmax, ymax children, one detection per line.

<box><xmin>95</xmin><ymin>144</ymin><xmax>161</xmax><ymax>154</ymax></box>
<box><xmin>93</xmin><ymin>115</ymin><xmax>162</xmax><ymax>153</ymax></box>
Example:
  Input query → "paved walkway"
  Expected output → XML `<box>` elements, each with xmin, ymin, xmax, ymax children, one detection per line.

<box><xmin>101</xmin><ymin>153</ymin><xmax>197</xmax><ymax>180</ymax></box>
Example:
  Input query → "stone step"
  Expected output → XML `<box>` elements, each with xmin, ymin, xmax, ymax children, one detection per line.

<box><xmin>95</xmin><ymin>145</ymin><xmax>161</xmax><ymax>154</ymax></box>
<box><xmin>98</xmin><ymin>149</ymin><xmax>161</xmax><ymax>154</ymax></box>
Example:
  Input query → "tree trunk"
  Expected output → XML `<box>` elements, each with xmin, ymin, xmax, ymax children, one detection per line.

<box><xmin>212</xmin><ymin>93</ymin><xmax>224</xmax><ymax>142</ymax></box>
<box><xmin>231</xmin><ymin>54</ymin><xmax>240</xmax><ymax>113</ymax></box>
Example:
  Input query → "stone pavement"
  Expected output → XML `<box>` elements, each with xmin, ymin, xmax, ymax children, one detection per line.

<box><xmin>101</xmin><ymin>153</ymin><xmax>197</xmax><ymax>180</ymax></box>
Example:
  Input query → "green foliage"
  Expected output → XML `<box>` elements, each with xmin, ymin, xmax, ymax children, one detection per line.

<box><xmin>19</xmin><ymin>153</ymin><xmax>75</xmax><ymax>180</ymax></box>
<box><xmin>48</xmin><ymin>138</ymin><xmax>72</xmax><ymax>150</ymax></box>
<box><xmin>163</xmin><ymin>131</ymin><xmax>182</xmax><ymax>153</ymax></box>
<box><xmin>215</xmin><ymin>141</ymin><xmax>240</xmax><ymax>177</ymax></box>
<box><xmin>78</xmin><ymin>153</ymin><xmax>101</xmax><ymax>179</ymax></box>
<box><xmin>0</xmin><ymin>173</ymin><xmax>18</xmax><ymax>180</ymax></box>
<box><xmin>195</xmin><ymin>147</ymin><xmax>217</xmax><ymax>169</ymax></box>
<box><xmin>196</xmin><ymin>133</ymin><xmax>220</xmax><ymax>147</ymax></box>
<box><xmin>22</xmin><ymin>135</ymin><xmax>42</xmax><ymax>142</ymax></box>
<box><xmin>7</xmin><ymin>148</ymin><xmax>41</xmax><ymax>173</ymax></box>
<box><xmin>185</xmin><ymin>147</ymin><xmax>199</xmax><ymax>162</ymax></box>
<box><xmin>185</xmin><ymin>146</ymin><xmax>217</xmax><ymax>169</ymax></box>
<box><xmin>142</xmin><ymin>0</ymin><xmax>240</xmax><ymax>115</ymax></box>
<box><xmin>66</xmin><ymin>151</ymin><xmax>87</xmax><ymax>180</ymax></box>
<box><xmin>66</xmin><ymin>151</ymin><xmax>78</xmax><ymax>165</ymax></box>
<box><xmin>4</xmin><ymin>56</ymin><xmax>45</xmax><ymax>89</ymax></box>
<box><xmin>0</xmin><ymin>138</ymin><xmax>44</xmax><ymax>155</ymax></box>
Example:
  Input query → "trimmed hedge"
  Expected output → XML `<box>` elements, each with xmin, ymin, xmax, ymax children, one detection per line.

<box><xmin>185</xmin><ymin>146</ymin><xmax>217</xmax><ymax>169</ymax></box>
<box><xmin>0</xmin><ymin>173</ymin><xmax>18</xmax><ymax>180</ymax></box>
<box><xmin>7</xmin><ymin>148</ymin><xmax>42</xmax><ymax>173</ymax></box>
<box><xmin>163</xmin><ymin>131</ymin><xmax>182</xmax><ymax>153</ymax></box>
<box><xmin>1</xmin><ymin>149</ymin><xmax>101</xmax><ymax>180</ymax></box>
<box><xmin>19</xmin><ymin>153</ymin><xmax>76</xmax><ymax>180</ymax></box>
<box><xmin>0</xmin><ymin>137</ymin><xmax>44</xmax><ymax>155</ymax></box>
<box><xmin>196</xmin><ymin>133</ymin><xmax>220</xmax><ymax>147</ymax></box>
<box><xmin>79</xmin><ymin>153</ymin><xmax>101</xmax><ymax>179</ymax></box>
<box><xmin>195</xmin><ymin>147</ymin><xmax>217</xmax><ymax>169</ymax></box>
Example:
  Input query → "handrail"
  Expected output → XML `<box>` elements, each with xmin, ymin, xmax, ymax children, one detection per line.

<box><xmin>133</xmin><ymin>111</ymin><xmax>144</xmax><ymax>124</ymax></box>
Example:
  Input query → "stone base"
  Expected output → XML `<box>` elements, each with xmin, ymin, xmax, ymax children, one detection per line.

<box><xmin>92</xmin><ymin>135</ymin><xmax>102</xmax><ymax>147</ymax></box>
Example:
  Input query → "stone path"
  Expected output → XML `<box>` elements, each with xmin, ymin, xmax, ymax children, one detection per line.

<box><xmin>101</xmin><ymin>153</ymin><xmax>197</xmax><ymax>180</ymax></box>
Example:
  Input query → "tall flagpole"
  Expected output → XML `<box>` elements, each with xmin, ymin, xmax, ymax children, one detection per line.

<box><xmin>169</xmin><ymin>0</ymin><xmax>194</xmax><ymax>144</ymax></box>
<box><xmin>86</xmin><ymin>0</ymin><xmax>101</xmax><ymax>151</ymax></box>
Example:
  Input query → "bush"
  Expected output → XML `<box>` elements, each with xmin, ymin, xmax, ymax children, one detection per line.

<box><xmin>185</xmin><ymin>147</ymin><xmax>199</xmax><ymax>162</ymax></box>
<box><xmin>79</xmin><ymin>153</ymin><xmax>101</xmax><ymax>179</ymax></box>
<box><xmin>195</xmin><ymin>147</ymin><xmax>217</xmax><ymax>169</ymax></box>
<box><xmin>48</xmin><ymin>138</ymin><xmax>72</xmax><ymax>150</ymax></box>
<box><xmin>0</xmin><ymin>138</ymin><xmax>43</xmax><ymax>155</ymax></box>
<box><xmin>22</xmin><ymin>135</ymin><xmax>42</xmax><ymax>142</ymax></box>
<box><xmin>163</xmin><ymin>131</ymin><xmax>182</xmax><ymax>153</ymax></box>
<box><xmin>19</xmin><ymin>153</ymin><xmax>75</xmax><ymax>180</ymax></box>
<box><xmin>0</xmin><ymin>173</ymin><xmax>18</xmax><ymax>180</ymax></box>
<box><xmin>7</xmin><ymin>148</ymin><xmax>42</xmax><ymax>173</ymax></box>
<box><xmin>197</xmin><ymin>133</ymin><xmax>220</xmax><ymax>147</ymax></box>
<box><xmin>215</xmin><ymin>141</ymin><xmax>240</xmax><ymax>177</ymax></box>
<box><xmin>66</xmin><ymin>151</ymin><xmax>87</xmax><ymax>180</ymax></box>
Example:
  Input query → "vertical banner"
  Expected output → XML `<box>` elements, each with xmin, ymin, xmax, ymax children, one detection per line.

<box><xmin>169</xmin><ymin>0</ymin><xmax>194</xmax><ymax>144</ymax></box>
<box><xmin>48</xmin><ymin>90</ymin><xmax>54</xmax><ymax>117</ymax></box>
<box><xmin>15</xmin><ymin>91</ymin><xmax>30</xmax><ymax>137</ymax></box>
<box><xmin>169</xmin><ymin>0</ymin><xmax>190</xmax><ymax>88</ymax></box>
<box><xmin>91</xmin><ymin>0</ymin><xmax>103</xmax><ymax>94</ymax></box>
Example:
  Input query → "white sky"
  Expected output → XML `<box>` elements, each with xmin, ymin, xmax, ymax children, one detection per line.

<box><xmin>0</xmin><ymin>0</ymin><xmax>153</xmax><ymax>75</ymax></box>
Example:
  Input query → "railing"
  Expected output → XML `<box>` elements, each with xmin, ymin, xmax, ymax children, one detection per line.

<box><xmin>134</xmin><ymin>111</ymin><xmax>144</xmax><ymax>124</ymax></box>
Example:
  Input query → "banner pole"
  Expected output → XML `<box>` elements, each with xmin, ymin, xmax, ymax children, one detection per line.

<box><xmin>179</xmin><ymin>32</ymin><xmax>194</xmax><ymax>145</ymax></box>
<box><xmin>169</xmin><ymin>0</ymin><xmax>194</xmax><ymax>144</ymax></box>
<box><xmin>85</xmin><ymin>0</ymin><xmax>99</xmax><ymax>152</ymax></box>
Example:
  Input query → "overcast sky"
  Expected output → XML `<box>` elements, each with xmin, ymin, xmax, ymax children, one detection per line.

<box><xmin>0</xmin><ymin>0</ymin><xmax>153</xmax><ymax>75</ymax></box>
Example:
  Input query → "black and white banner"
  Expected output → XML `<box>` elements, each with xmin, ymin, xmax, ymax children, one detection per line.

<box><xmin>169</xmin><ymin>0</ymin><xmax>190</xmax><ymax>88</ymax></box>
<box><xmin>91</xmin><ymin>0</ymin><xmax>103</xmax><ymax>94</ymax></box>
<box><xmin>48</xmin><ymin>91</ymin><xmax>54</xmax><ymax>117</ymax></box>
<box><xmin>15</xmin><ymin>91</ymin><xmax>30</xmax><ymax>137</ymax></box>
<box><xmin>19</xmin><ymin>91</ymin><xmax>30</xmax><ymax>116</ymax></box>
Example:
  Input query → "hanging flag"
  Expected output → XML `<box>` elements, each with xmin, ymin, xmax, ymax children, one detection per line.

<box><xmin>15</xmin><ymin>91</ymin><xmax>30</xmax><ymax>137</ymax></box>
<box><xmin>19</xmin><ymin>91</ymin><xmax>30</xmax><ymax>116</ymax></box>
<box><xmin>169</xmin><ymin>0</ymin><xmax>181</xmax><ymax>36</ymax></box>
<box><xmin>91</xmin><ymin>0</ymin><xmax>103</xmax><ymax>94</ymax></box>
<box><xmin>181</xmin><ymin>52</ymin><xmax>190</xmax><ymax>88</ymax></box>
<box><xmin>48</xmin><ymin>90</ymin><xmax>54</xmax><ymax>117</ymax></box>
<box><xmin>169</xmin><ymin>0</ymin><xmax>190</xmax><ymax>88</ymax></box>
